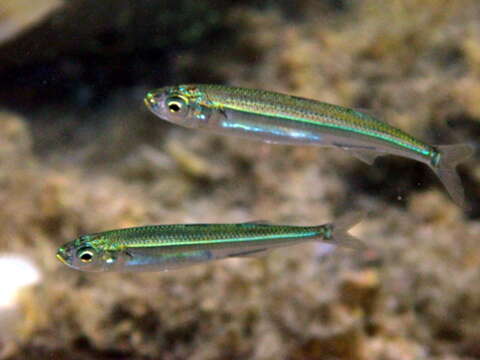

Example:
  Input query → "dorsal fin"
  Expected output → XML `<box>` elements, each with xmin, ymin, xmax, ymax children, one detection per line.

<box><xmin>240</xmin><ymin>220</ymin><xmax>271</xmax><ymax>225</ymax></box>
<box><xmin>354</xmin><ymin>108</ymin><xmax>387</xmax><ymax>123</ymax></box>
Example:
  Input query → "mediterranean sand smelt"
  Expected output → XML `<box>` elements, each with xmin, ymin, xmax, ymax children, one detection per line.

<box><xmin>145</xmin><ymin>84</ymin><xmax>474</xmax><ymax>208</ymax></box>
<box><xmin>56</xmin><ymin>213</ymin><xmax>365</xmax><ymax>272</ymax></box>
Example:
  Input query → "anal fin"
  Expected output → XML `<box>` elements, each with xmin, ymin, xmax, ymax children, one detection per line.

<box><xmin>335</xmin><ymin>142</ymin><xmax>382</xmax><ymax>165</ymax></box>
<box><xmin>350</xmin><ymin>149</ymin><xmax>380</xmax><ymax>165</ymax></box>
<box><xmin>228</xmin><ymin>248</ymin><xmax>269</xmax><ymax>258</ymax></box>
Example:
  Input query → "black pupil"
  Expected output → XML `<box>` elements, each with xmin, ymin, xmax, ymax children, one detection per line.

<box><xmin>81</xmin><ymin>252</ymin><xmax>92</xmax><ymax>261</ymax></box>
<box><xmin>169</xmin><ymin>102</ymin><xmax>181</xmax><ymax>112</ymax></box>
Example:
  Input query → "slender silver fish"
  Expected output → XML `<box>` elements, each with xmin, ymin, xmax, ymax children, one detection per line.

<box><xmin>144</xmin><ymin>84</ymin><xmax>474</xmax><ymax>208</ymax></box>
<box><xmin>56</xmin><ymin>213</ymin><xmax>364</xmax><ymax>272</ymax></box>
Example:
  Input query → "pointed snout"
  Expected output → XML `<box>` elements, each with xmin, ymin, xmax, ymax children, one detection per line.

<box><xmin>144</xmin><ymin>91</ymin><xmax>157</xmax><ymax>110</ymax></box>
<box><xmin>56</xmin><ymin>245</ymin><xmax>72</xmax><ymax>267</ymax></box>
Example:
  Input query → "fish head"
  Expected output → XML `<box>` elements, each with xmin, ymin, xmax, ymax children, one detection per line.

<box><xmin>144</xmin><ymin>85</ymin><xmax>216</xmax><ymax>129</ymax></box>
<box><xmin>56</xmin><ymin>234</ymin><xmax>122</xmax><ymax>272</ymax></box>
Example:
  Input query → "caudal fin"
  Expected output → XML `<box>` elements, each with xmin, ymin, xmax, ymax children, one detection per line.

<box><xmin>326</xmin><ymin>212</ymin><xmax>366</xmax><ymax>250</ymax></box>
<box><xmin>432</xmin><ymin>143</ymin><xmax>474</xmax><ymax>209</ymax></box>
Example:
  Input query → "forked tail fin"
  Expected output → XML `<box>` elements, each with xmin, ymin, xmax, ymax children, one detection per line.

<box><xmin>431</xmin><ymin>143</ymin><xmax>474</xmax><ymax>209</ymax></box>
<box><xmin>325</xmin><ymin>212</ymin><xmax>367</xmax><ymax>250</ymax></box>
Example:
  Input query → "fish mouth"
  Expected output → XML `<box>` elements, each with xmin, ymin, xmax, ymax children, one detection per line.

<box><xmin>144</xmin><ymin>91</ymin><xmax>159</xmax><ymax>111</ymax></box>
<box><xmin>56</xmin><ymin>245</ymin><xmax>72</xmax><ymax>267</ymax></box>
<box><xmin>144</xmin><ymin>93</ymin><xmax>153</xmax><ymax>108</ymax></box>
<box><xmin>56</xmin><ymin>252</ymin><xmax>68</xmax><ymax>265</ymax></box>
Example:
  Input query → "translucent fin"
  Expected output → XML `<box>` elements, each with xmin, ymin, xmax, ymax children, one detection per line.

<box><xmin>206</xmin><ymin>247</ymin><xmax>270</xmax><ymax>260</ymax></box>
<box><xmin>350</xmin><ymin>150</ymin><xmax>380</xmax><ymax>165</ymax></box>
<box><xmin>327</xmin><ymin>212</ymin><xmax>366</xmax><ymax>250</ymax></box>
<box><xmin>228</xmin><ymin>248</ymin><xmax>269</xmax><ymax>258</ymax></box>
<box><xmin>432</xmin><ymin>143</ymin><xmax>475</xmax><ymax>209</ymax></box>
<box><xmin>241</xmin><ymin>220</ymin><xmax>271</xmax><ymax>225</ymax></box>
<box><xmin>354</xmin><ymin>108</ymin><xmax>386</xmax><ymax>122</ymax></box>
<box><xmin>315</xmin><ymin>243</ymin><xmax>337</xmax><ymax>258</ymax></box>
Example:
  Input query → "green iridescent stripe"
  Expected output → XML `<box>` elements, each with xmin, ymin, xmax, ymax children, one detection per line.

<box><xmin>216</xmin><ymin>102</ymin><xmax>432</xmax><ymax>157</ymax></box>
<box><xmin>123</xmin><ymin>231</ymin><xmax>318</xmax><ymax>248</ymax></box>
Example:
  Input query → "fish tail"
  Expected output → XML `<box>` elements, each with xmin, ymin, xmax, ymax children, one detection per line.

<box><xmin>324</xmin><ymin>212</ymin><xmax>366</xmax><ymax>250</ymax></box>
<box><xmin>431</xmin><ymin>143</ymin><xmax>474</xmax><ymax>209</ymax></box>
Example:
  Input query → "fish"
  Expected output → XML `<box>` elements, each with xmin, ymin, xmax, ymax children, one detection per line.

<box><xmin>144</xmin><ymin>84</ymin><xmax>474</xmax><ymax>208</ymax></box>
<box><xmin>56</xmin><ymin>212</ymin><xmax>365</xmax><ymax>272</ymax></box>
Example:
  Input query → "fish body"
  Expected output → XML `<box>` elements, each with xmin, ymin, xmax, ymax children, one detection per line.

<box><xmin>144</xmin><ymin>84</ymin><xmax>474</xmax><ymax>207</ymax></box>
<box><xmin>56</xmin><ymin>213</ymin><xmax>364</xmax><ymax>272</ymax></box>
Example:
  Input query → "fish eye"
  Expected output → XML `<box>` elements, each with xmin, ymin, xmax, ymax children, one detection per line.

<box><xmin>77</xmin><ymin>248</ymin><xmax>95</xmax><ymax>263</ymax></box>
<box><xmin>166</xmin><ymin>96</ymin><xmax>187</xmax><ymax>113</ymax></box>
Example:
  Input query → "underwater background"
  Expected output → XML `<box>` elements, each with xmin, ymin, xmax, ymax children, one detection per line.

<box><xmin>0</xmin><ymin>0</ymin><xmax>479</xmax><ymax>359</ymax></box>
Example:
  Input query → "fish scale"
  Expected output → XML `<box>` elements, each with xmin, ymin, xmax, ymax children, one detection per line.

<box><xmin>201</xmin><ymin>84</ymin><xmax>429</xmax><ymax>154</ymax></box>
